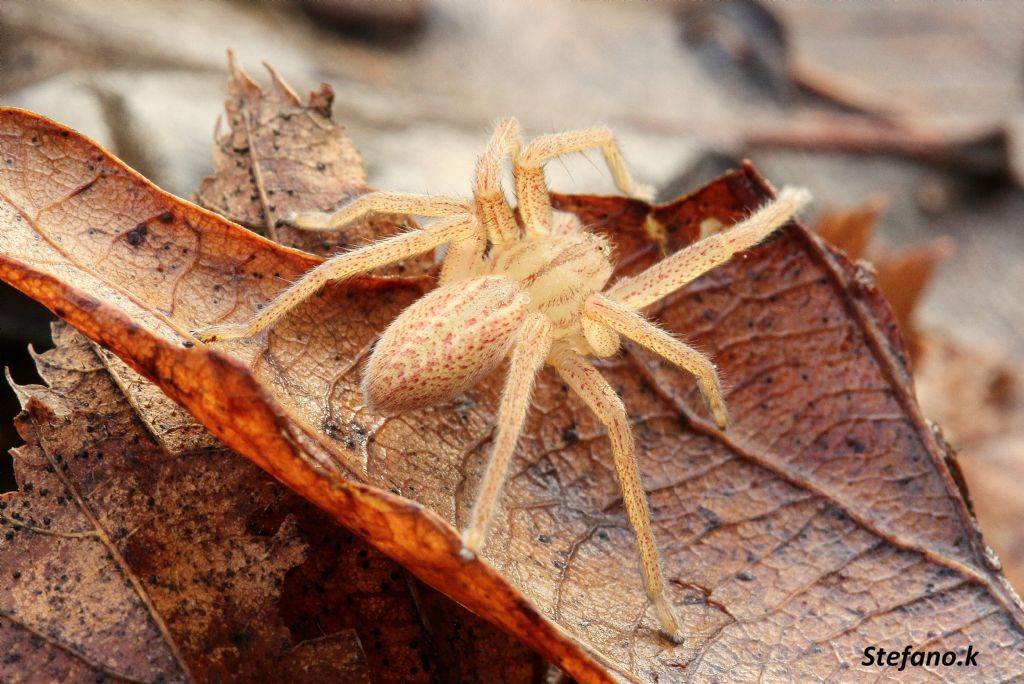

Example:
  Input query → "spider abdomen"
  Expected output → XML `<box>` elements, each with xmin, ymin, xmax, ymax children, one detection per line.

<box><xmin>362</xmin><ymin>275</ymin><xmax>528</xmax><ymax>412</ymax></box>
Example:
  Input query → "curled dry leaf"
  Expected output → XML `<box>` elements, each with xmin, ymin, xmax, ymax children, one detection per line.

<box><xmin>1</xmin><ymin>324</ymin><xmax>359</xmax><ymax>683</ymax></box>
<box><xmin>2</xmin><ymin>324</ymin><xmax>542</xmax><ymax>683</ymax></box>
<box><xmin>0</xmin><ymin>107</ymin><xmax>598</xmax><ymax>680</ymax></box>
<box><xmin>194</xmin><ymin>52</ymin><xmax>364</xmax><ymax>242</ymax></box>
<box><xmin>1</xmin><ymin>107</ymin><xmax>1023</xmax><ymax>681</ymax></box>
<box><xmin>193</xmin><ymin>52</ymin><xmax>432</xmax><ymax>274</ymax></box>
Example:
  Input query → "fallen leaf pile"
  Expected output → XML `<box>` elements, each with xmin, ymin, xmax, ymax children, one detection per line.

<box><xmin>1</xmin><ymin>60</ymin><xmax>1023</xmax><ymax>682</ymax></box>
<box><xmin>1</xmin><ymin>324</ymin><xmax>545</xmax><ymax>682</ymax></box>
<box><xmin>193</xmin><ymin>52</ymin><xmax>428</xmax><ymax>270</ymax></box>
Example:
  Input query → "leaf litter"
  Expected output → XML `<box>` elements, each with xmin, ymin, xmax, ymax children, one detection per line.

<box><xmin>3</xmin><ymin>321</ymin><xmax>545</xmax><ymax>682</ymax></box>
<box><xmin>0</xmin><ymin>57</ymin><xmax>1023</xmax><ymax>682</ymax></box>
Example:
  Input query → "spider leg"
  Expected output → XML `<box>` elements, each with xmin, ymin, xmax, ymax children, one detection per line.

<box><xmin>287</xmin><ymin>192</ymin><xmax>473</xmax><ymax>231</ymax></box>
<box><xmin>607</xmin><ymin>187</ymin><xmax>811</xmax><ymax>310</ymax></box>
<box><xmin>194</xmin><ymin>215</ymin><xmax>478</xmax><ymax>342</ymax></box>
<box><xmin>439</xmin><ymin>229</ymin><xmax>487</xmax><ymax>285</ymax></box>
<box><xmin>584</xmin><ymin>293</ymin><xmax>727</xmax><ymax>428</ymax></box>
<box><xmin>461</xmin><ymin>313</ymin><xmax>552</xmax><ymax>557</ymax></box>
<box><xmin>515</xmin><ymin>126</ymin><xmax>651</xmax><ymax>236</ymax></box>
<box><xmin>551</xmin><ymin>347</ymin><xmax>684</xmax><ymax>643</ymax></box>
<box><xmin>474</xmin><ymin>117</ymin><xmax>523</xmax><ymax>244</ymax></box>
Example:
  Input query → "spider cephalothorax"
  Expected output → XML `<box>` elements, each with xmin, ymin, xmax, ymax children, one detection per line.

<box><xmin>195</xmin><ymin>118</ymin><xmax>809</xmax><ymax>642</ymax></box>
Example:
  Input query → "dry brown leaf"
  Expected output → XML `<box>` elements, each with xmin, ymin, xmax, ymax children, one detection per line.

<box><xmin>194</xmin><ymin>52</ymin><xmax>364</xmax><ymax>236</ymax></box>
<box><xmin>193</xmin><ymin>51</ymin><xmax>431</xmax><ymax>273</ymax></box>
<box><xmin>189</xmin><ymin>59</ymin><xmax>551</xmax><ymax>682</ymax></box>
<box><xmin>1</xmin><ymin>324</ymin><xmax>359</xmax><ymax>682</ymax></box>
<box><xmin>817</xmin><ymin>198</ymin><xmax>1024</xmax><ymax>633</ymax></box>
<box><xmin>2</xmin><ymin>323</ymin><xmax>543</xmax><ymax>683</ymax></box>
<box><xmin>0</xmin><ymin>108</ymin><xmax>596</xmax><ymax>680</ymax></box>
<box><xmin>2</xmin><ymin>107</ymin><xmax>1023</xmax><ymax>681</ymax></box>
<box><xmin>2</xmin><ymin>56</ymin><xmax>550</xmax><ymax>676</ymax></box>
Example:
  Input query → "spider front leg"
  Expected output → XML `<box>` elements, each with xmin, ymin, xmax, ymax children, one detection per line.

<box><xmin>193</xmin><ymin>215</ymin><xmax>478</xmax><ymax>342</ymax></box>
<box><xmin>584</xmin><ymin>293</ymin><xmax>727</xmax><ymax>428</ymax></box>
<box><xmin>461</xmin><ymin>313</ymin><xmax>552</xmax><ymax>557</ymax></box>
<box><xmin>474</xmin><ymin>117</ymin><xmax>523</xmax><ymax>244</ymax></box>
<box><xmin>287</xmin><ymin>192</ymin><xmax>473</xmax><ymax>231</ymax></box>
<box><xmin>552</xmin><ymin>347</ymin><xmax>684</xmax><ymax>643</ymax></box>
<box><xmin>515</xmin><ymin>125</ymin><xmax>652</xmax><ymax>235</ymax></box>
<box><xmin>608</xmin><ymin>187</ymin><xmax>811</xmax><ymax>310</ymax></box>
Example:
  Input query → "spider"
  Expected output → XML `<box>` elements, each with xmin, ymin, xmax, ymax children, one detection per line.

<box><xmin>194</xmin><ymin>118</ymin><xmax>810</xmax><ymax>642</ymax></box>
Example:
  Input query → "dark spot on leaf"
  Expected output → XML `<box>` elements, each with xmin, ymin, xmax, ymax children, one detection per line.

<box><xmin>845</xmin><ymin>437</ymin><xmax>866</xmax><ymax>454</ymax></box>
<box><xmin>562</xmin><ymin>424</ymin><xmax>579</xmax><ymax>445</ymax></box>
<box><xmin>126</xmin><ymin>223</ymin><xmax>148</xmax><ymax>247</ymax></box>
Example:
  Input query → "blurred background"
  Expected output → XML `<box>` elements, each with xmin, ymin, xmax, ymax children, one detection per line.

<box><xmin>1</xmin><ymin>0</ymin><xmax>1022</xmax><ymax>586</ymax></box>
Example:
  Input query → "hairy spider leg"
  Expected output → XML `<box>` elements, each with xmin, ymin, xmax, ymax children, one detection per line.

<box><xmin>288</xmin><ymin>192</ymin><xmax>472</xmax><ymax>231</ymax></box>
<box><xmin>192</xmin><ymin>215</ymin><xmax>478</xmax><ymax>342</ymax></box>
<box><xmin>438</xmin><ymin>228</ymin><xmax>487</xmax><ymax>285</ymax></box>
<box><xmin>461</xmin><ymin>313</ymin><xmax>552</xmax><ymax>556</ymax></box>
<box><xmin>474</xmin><ymin>117</ymin><xmax>523</xmax><ymax>244</ymax></box>
<box><xmin>583</xmin><ymin>293</ymin><xmax>727</xmax><ymax>428</ymax></box>
<box><xmin>514</xmin><ymin>125</ymin><xmax>653</xmax><ymax>236</ymax></box>
<box><xmin>552</xmin><ymin>347</ymin><xmax>684</xmax><ymax>643</ymax></box>
<box><xmin>607</xmin><ymin>187</ymin><xmax>811</xmax><ymax>310</ymax></box>
<box><xmin>437</xmin><ymin>117</ymin><xmax>524</xmax><ymax>285</ymax></box>
<box><xmin>580</xmin><ymin>311</ymin><xmax>621</xmax><ymax>358</ymax></box>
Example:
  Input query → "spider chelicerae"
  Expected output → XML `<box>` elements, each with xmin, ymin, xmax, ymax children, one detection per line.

<box><xmin>194</xmin><ymin>118</ymin><xmax>810</xmax><ymax>642</ymax></box>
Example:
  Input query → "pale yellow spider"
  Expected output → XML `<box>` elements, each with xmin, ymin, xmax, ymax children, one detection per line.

<box><xmin>194</xmin><ymin>118</ymin><xmax>810</xmax><ymax>642</ymax></box>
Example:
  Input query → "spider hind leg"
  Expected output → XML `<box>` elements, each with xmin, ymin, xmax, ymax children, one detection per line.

<box><xmin>552</xmin><ymin>347</ymin><xmax>685</xmax><ymax>643</ymax></box>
